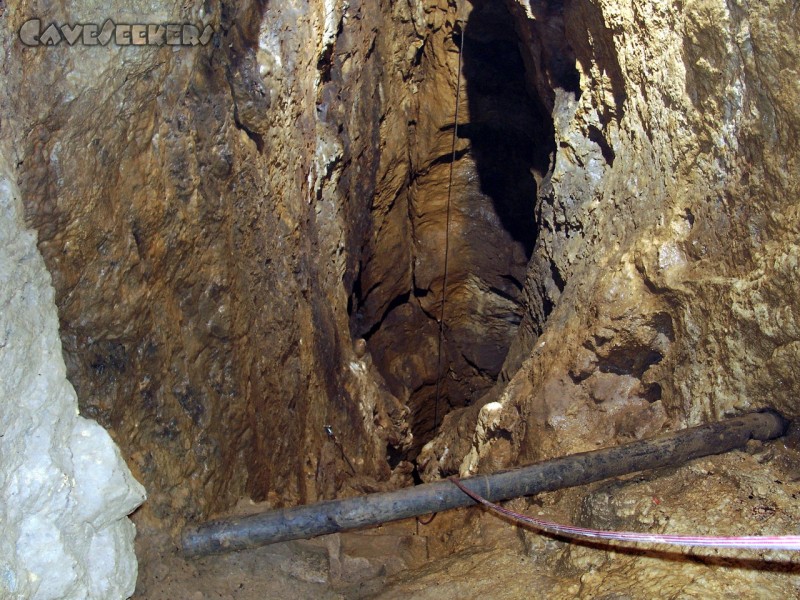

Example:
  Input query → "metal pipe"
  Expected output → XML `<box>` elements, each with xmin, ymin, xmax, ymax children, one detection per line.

<box><xmin>182</xmin><ymin>410</ymin><xmax>787</xmax><ymax>557</ymax></box>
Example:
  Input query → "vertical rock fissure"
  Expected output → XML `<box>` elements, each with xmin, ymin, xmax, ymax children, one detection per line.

<box><xmin>348</xmin><ymin>0</ymin><xmax>576</xmax><ymax>471</ymax></box>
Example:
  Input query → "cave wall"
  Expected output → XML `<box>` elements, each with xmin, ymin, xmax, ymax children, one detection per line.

<box><xmin>1</xmin><ymin>0</ymin><xmax>560</xmax><ymax>540</ymax></box>
<box><xmin>445</xmin><ymin>0</ymin><xmax>800</xmax><ymax>476</ymax></box>
<box><xmin>353</xmin><ymin>0</ymin><xmax>552</xmax><ymax>460</ymax></box>
<box><xmin>1</xmin><ymin>0</ymin><xmax>430</xmax><ymax>537</ymax></box>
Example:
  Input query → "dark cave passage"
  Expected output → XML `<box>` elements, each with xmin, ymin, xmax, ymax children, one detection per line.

<box><xmin>347</xmin><ymin>0</ymin><xmax>578</xmax><ymax>467</ymax></box>
<box><xmin>459</xmin><ymin>2</ymin><xmax>553</xmax><ymax>258</ymax></box>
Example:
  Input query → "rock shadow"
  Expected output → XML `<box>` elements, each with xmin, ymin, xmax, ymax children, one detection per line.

<box><xmin>458</xmin><ymin>0</ymin><xmax>578</xmax><ymax>258</ymax></box>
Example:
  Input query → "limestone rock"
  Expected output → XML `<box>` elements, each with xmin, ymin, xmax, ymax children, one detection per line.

<box><xmin>3</xmin><ymin>0</ymin><xmax>799</xmax><ymax>595</ymax></box>
<box><xmin>2</xmin><ymin>0</ymin><xmax>415</xmax><ymax>537</ymax></box>
<box><xmin>0</xmin><ymin>153</ymin><xmax>145</xmax><ymax>597</ymax></box>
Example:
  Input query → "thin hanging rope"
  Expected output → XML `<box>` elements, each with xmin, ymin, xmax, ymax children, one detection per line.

<box><xmin>433</xmin><ymin>24</ymin><xmax>465</xmax><ymax>433</ymax></box>
<box><xmin>450</xmin><ymin>477</ymin><xmax>800</xmax><ymax>551</ymax></box>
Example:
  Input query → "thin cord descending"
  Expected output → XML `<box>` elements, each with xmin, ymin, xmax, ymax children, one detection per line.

<box><xmin>433</xmin><ymin>25</ymin><xmax>465</xmax><ymax>433</ymax></box>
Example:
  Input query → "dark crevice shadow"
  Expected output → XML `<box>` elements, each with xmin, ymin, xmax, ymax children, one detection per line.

<box><xmin>459</xmin><ymin>0</ymin><xmax>562</xmax><ymax>259</ymax></box>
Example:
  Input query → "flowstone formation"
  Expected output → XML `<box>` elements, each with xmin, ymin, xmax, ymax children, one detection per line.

<box><xmin>2</xmin><ymin>0</ymin><xmax>417</xmax><ymax>542</ymax></box>
<box><xmin>0</xmin><ymin>154</ymin><xmax>145</xmax><ymax>596</ymax></box>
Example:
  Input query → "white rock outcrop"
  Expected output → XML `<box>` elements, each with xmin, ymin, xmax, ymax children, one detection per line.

<box><xmin>0</xmin><ymin>152</ymin><xmax>146</xmax><ymax>598</ymax></box>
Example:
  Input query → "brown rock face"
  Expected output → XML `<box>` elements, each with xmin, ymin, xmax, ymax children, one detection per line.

<box><xmin>444</xmin><ymin>0</ymin><xmax>800</xmax><ymax>479</ymax></box>
<box><xmin>2</xmin><ymin>0</ymin><xmax>423</xmax><ymax>533</ymax></box>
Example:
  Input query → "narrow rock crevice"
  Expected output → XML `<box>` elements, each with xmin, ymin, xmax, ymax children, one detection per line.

<box><xmin>348</xmin><ymin>0</ymin><xmax>577</xmax><ymax>468</ymax></box>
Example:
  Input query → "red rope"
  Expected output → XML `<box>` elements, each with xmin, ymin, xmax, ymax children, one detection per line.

<box><xmin>449</xmin><ymin>477</ymin><xmax>800</xmax><ymax>551</ymax></box>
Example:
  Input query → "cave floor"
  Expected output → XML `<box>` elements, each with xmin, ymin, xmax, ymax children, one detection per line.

<box><xmin>134</xmin><ymin>441</ymin><xmax>800</xmax><ymax>599</ymax></box>
<box><xmin>134</xmin><ymin>517</ymin><xmax>563</xmax><ymax>600</ymax></box>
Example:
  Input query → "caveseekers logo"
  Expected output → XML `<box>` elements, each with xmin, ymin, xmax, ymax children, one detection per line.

<box><xmin>19</xmin><ymin>19</ymin><xmax>214</xmax><ymax>46</ymax></box>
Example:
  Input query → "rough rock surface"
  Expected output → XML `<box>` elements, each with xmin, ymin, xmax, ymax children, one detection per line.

<box><xmin>133</xmin><ymin>444</ymin><xmax>800</xmax><ymax>599</ymax></box>
<box><xmin>1</xmin><ymin>0</ymin><xmax>418</xmax><ymax>539</ymax></box>
<box><xmin>380</xmin><ymin>444</ymin><xmax>800</xmax><ymax>599</ymax></box>
<box><xmin>0</xmin><ymin>145</ymin><xmax>145</xmax><ymax>595</ymax></box>
<box><xmin>421</xmin><ymin>0</ymin><xmax>800</xmax><ymax>482</ymax></box>
<box><xmin>2</xmin><ymin>0</ymin><xmax>546</xmax><ymax>537</ymax></box>
<box><xmin>355</xmin><ymin>0</ymin><xmax>548</xmax><ymax>459</ymax></box>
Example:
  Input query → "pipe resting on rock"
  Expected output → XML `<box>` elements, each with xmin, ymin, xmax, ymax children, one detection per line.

<box><xmin>182</xmin><ymin>410</ymin><xmax>788</xmax><ymax>557</ymax></box>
